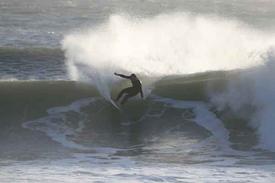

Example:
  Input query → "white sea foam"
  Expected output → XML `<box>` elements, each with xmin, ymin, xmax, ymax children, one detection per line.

<box><xmin>22</xmin><ymin>98</ymin><xmax>96</xmax><ymax>150</ymax></box>
<box><xmin>210</xmin><ymin>50</ymin><xmax>275</xmax><ymax>151</ymax></box>
<box><xmin>154</xmin><ymin>96</ymin><xmax>231</xmax><ymax>151</ymax></box>
<box><xmin>1</xmin><ymin>156</ymin><xmax>274</xmax><ymax>183</ymax></box>
<box><xmin>22</xmin><ymin>97</ymin><xmax>127</xmax><ymax>156</ymax></box>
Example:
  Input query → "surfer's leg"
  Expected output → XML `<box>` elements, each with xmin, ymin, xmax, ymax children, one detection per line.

<box><xmin>120</xmin><ymin>88</ymin><xmax>139</xmax><ymax>105</ymax></box>
<box><xmin>116</xmin><ymin>87</ymin><xmax>132</xmax><ymax>101</ymax></box>
<box><xmin>121</xmin><ymin>94</ymin><xmax>131</xmax><ymax>105</ymax></box>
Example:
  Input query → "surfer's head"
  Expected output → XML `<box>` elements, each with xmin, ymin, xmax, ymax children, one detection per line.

<box><xmin>130</xmin><ymin>73</ymin><xmax>136</xmax><ymax>78</ymax></box>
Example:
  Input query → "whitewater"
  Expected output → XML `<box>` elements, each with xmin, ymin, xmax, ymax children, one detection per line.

<box><xmin>1</xmin><ymin>0</ymin><xmax>275</xmax><ymax>182</ymax></box>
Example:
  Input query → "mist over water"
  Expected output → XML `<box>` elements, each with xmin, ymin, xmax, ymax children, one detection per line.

<box><xmin>63</xmin><ymin>13</ymin><xmax>273</xmax><ymax>79</ymax></box>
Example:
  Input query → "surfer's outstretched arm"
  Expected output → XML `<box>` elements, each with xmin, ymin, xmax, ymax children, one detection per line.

<box><xmin>114</xmin><ymin>73</ymin><xmax>130</xmax><ymax>79</ymax></box>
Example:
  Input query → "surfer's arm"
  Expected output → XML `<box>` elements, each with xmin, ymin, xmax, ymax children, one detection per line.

<box><xmin>114</xmin><ymin>73</ymin><xmax>130</xmax><ymax>79</ymax></box>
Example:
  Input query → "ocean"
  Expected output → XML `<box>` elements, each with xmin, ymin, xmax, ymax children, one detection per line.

<box><xmin>1</xmin><ymin>0</ymin><xmax>275</xmax><ymax>182</ymax></box>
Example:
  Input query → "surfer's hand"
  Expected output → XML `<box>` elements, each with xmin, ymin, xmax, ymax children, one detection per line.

<box><xmin>114</xmin><ymin>72</ymin><xmax>118</xmax><ymax>76</ymax></box>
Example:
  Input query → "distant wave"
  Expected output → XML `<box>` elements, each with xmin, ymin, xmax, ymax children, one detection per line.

<box><xmin>0</xmin><ymin>47</ymin><xmax>64</xmax><ymax>61</ymax></box>
<box><xmin>0</xmin><ymin>47</ymin><xmax>66</xmax><ymax>80</ymax></box>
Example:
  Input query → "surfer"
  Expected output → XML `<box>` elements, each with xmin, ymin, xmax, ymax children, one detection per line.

<box><xmin>114</xmin><ymin>73</ymin><xmax>143</xmax><ymax>105</ymax></box>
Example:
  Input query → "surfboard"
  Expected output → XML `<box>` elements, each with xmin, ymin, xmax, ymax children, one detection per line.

<box><xmin>110</xmin><ymin>99</ymin><xmax>121</xmax><ymax>110</ymax></box>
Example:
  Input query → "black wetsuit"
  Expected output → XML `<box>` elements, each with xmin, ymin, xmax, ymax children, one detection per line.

<box><xmin>115</xmin><ymin>73</ymin><xmax>143</xmax><ymax>105</ymax></box>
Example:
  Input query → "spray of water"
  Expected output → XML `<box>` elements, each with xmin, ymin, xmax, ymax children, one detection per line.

<box><xmin>62</xmin><ymin>13</ymin><xmax>269</xmax><ymax>98</ymax></box>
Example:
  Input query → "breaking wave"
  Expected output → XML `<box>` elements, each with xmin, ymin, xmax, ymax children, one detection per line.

<box><xmin>61</xmin><ymin>13</ymin><xmax>275</xmax><ymax>152</ymax></box>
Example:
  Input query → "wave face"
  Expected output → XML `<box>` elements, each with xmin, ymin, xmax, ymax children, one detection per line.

<box><xmin>0</xmin><ymin>72</ymin><xmax>258</xmax><ymax>156</ymax></box>
<box><xmin>0</xmin><ymin>77</ymin><xmax>238</xmax><ymax>150</ymax></box>
<box><xmin>0</xmin><ymin>78</ymin><xmax>234</xmax><ymax>160</ymax></box>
